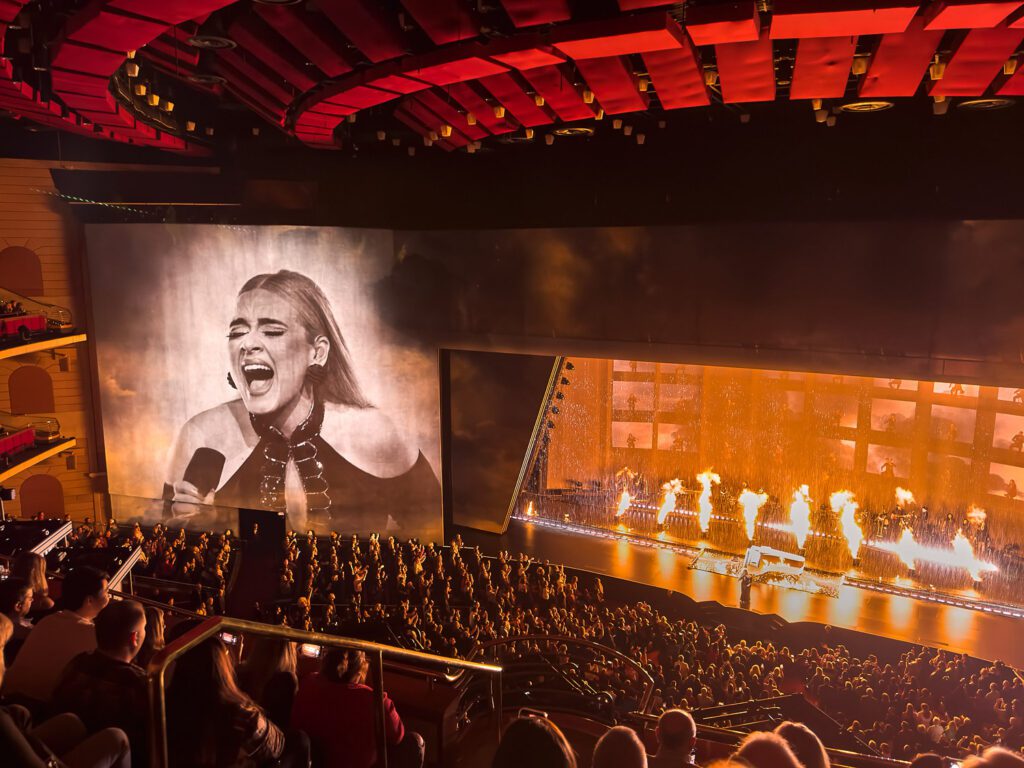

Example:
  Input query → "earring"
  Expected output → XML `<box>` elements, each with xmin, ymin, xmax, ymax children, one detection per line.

<box><xmin>306</xmin><ymin>364</ymin><xmax>326</xmax><ymax>384</ymax></box>
<box><xmin>227</xmin><ymin>372</ymin><xmax>237</xmax><ymax>389</ymax></box>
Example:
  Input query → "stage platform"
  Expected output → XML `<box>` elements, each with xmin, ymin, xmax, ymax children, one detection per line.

<box><xmin>457</xmin><ymin>517</ymin><xmax>1024</xmax><ymax>668</ymax></box>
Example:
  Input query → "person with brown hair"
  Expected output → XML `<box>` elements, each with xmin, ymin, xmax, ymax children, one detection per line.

<box><xmin>733</xmin><ymin>731</ymin><xmax>804</xmax><ymax>768</ymax></box>
<box><xmin>237</xmin><ymin>636</ymin><xmax>298</xmax><ymax>730</ymax></box>
<box><xmin>10</xmin><ymin>552</ymin><xmax>54</xmax><ymax>615</ymax></box>
<box><xmin>166</xmin><ymin>636</ymin><xmax>306</xmax><ymax>768</ymax></box>
<box><xmin>593</xmin><ymin>726</ymin><xmax>648</xmax><ymax>768</ymax></box>
<box><xmin>133</xmin><ymin>606</ymin><xmax>165</xmax><ymax>670</ymax></box>
<box><xmin>290</xmin><ymin>646</ymin><xmax>423</xmax><ymax>768</ymax></box>
<box><xmin>493</xmin><ymin>716</ymin><xmax>577</xmax><ymax>768</ymax></box>
<box><xmin>774</xmin><ymin>721</ymin><xmax>829</xmax><ymax>768</ymax></box>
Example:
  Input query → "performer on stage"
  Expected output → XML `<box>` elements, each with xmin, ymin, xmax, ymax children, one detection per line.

<box><xmin>739</xmin><ymin>568</ymin><xmax>752</xmax><ymax>610</ymax></box>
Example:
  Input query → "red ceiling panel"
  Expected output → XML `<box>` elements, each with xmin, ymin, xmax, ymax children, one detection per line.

<box><xmin>308</xmin><ymin>101</ymin><xmax>358</xmax><ymax>116</ymax></box>
<box><xmin>715</xmin><ymin>30</ymin><xmax>776</xmax><ymax>103</ymax></box>
<box><xmin>49</xmin><ymin>68</ymin><xmax>109</xmax><ymax>97</ymax></box>
<box><xmin>228</xmin><ymin>18</ymin><xmax>319</xmax><ymax>92</ymax></box>
<box><xmin>859</xmin><ymin>16</ymin><xmax>943</xmax><ymax>97</ymax></box>
<box><xmin>409</xmin><ymin>57</ymin><xmax>507</xmax><ymax>86</ymax></box>
<box><xmin>59</xmin><ymin>92</ymin><xmax>117</xmax><ymax>113</ymax></box>
<box><xmin>553</xmin><ymin>13</ymin><xmax>688</xmax><ymax>59</ymax></box>
<box><xmin>489</xmin><ymin>48</ymin><xmax>566</xmax><ymax>70</ymax></box>
<box><xmin>574</xmin><ymin>56</ymin><xmax>648</xmax><ymax>114</ymax></box>
<box><xmin>685</xmin><ymin>2</ymin><xmax>760</xmax><ymax>46</ymax></box>
<box><xmin>326</xmin><ymin>85</ymin><xmax>399</xmax><ymax>109</ymax></box>
<box><xmin>923</xmin><ymin>0</ymin><xmax>1024</xmax><ymax>30</ymax></box>
<box><xmin>520</xmin><ymin>65</ymin><xmax>595</xmax><ymax>121</ymax></box>
<box><xmin>500</xmin><ymin>0</ymin><xmax>572</xmax><ymax>27</ymax></box>
<box><xmin>394</xmin><ymin>107</ymin><xmax>454</xmax><ymax>150</ymax></box>
<box><xmin>400</xmin><ymin>0</ymin><xmax>477</xmax><ymax>45</ymax></box>
<box><xmin>476</xmin><ymin>72</ymin><xmax>552</xmax><ymax>126</ymax></box>
<box><xmin>617</xmin><ymin>0</ymin><xmax>673</xmax><ymax>8</ymax></box>
<box><xmin>0</xmin><ymin>2</ymin><xmax>21</xmax><ymax>24</ymax></box>
<box><xmin>145</xmin><ymin>38</ymin><xmax>201</xmax><ymax>69</ymax></box>
<box><xmin>446</xmin><ymin>82</ymin><xmax>519</xmax><ymax>133</ymax></box>
<box><xmin>253</xmin><ymin>5</ymin><xmax>352</xmax><ymax>78</ymax></box>
<box><xmin>367</xmin><ymin>74</ymin><xmax>429</xmax><ymax>94</ymax></box>
<box><xmin>643</xmin><ymin>40</ymin><xmax>710</xmax><ymax>110</ymax></box>
<box><xmin>296</xmin><ymin>112</ymin><xmax>341</xmax><ymax>130</ymax></box>
<box><xmin>415</xmin><ymin>90</ymin><xmax>490</xmax><ymax>140</ymax></box>
<box><xmin>216</xmin><ymin>49</ymin><xmax>295</xmax><ymax>107</ymax></box>
<box><xmin>929</xmin><ymin>27</ymin><xmax>1024</xmax><ymax>95</ymax></box>
<box><xmin>107</xmin><ymin>0</ymin><xmax>231</xmax><ymax>26</ymax></box>
<box><xmin>771</xmin><ymin>0</ymin><xmax>917</xmax><ymax>39</ymax></box>
<box><xmin>789</xmin><ymin>35</ymin><xmax>857</xmax><ymax>99</ymax></box>
<box><xmin>996</xmin><ymin>57</ymin><xmax>1024</xmax><ymax>91</ymax></box>
<box><xmin>317</xmin><ymin>0</ymin><xmax>406</xmax><ymax>63</ymax></box>
<box><xmin>51</xmin><ymin>41</ymin><xmax>125</xmax><ymax>76</ymax></box>
<box><xmin>401</xmin><ymin>99</ymin><xmax>470</xmax><ymax>147</ymax></box>
<box><xmin>65</xmin><ymin>8</ymin><xmax>167</xmax><ymax>51</ymax></box>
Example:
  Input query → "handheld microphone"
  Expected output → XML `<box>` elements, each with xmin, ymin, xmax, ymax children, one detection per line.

<box><xmin>183</xmin><ymin>447</ymin><xmax>226</xmax><ymax>498</ymax></box>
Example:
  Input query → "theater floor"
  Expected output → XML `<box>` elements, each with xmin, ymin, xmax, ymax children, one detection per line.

<box><xmin>459</xmin><ymin>519</ymin><xmax>1024</xmax><ymax>667</ymax></box>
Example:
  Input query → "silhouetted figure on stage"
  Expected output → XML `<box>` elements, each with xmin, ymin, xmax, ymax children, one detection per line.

<box><xmin>626</xmin><ymin>433</ymin><xmax>637</xmax><ymax>449</ymax></box>
<box><xmin>1008</xmin><ymin>479</ymin><xmax>1018</xmax><ymax>501</ymax></box>
<box><xmin>1011</xmin><ymin>431</ymin><xmax>1024</xmax><ymax>452</ymax></box>
<box><xmin>888</xmin><ymin>379</ymin><xmax>902</xmax><ymax>390</ymax></box>
<box><xmin>630</xmin><ymin>360</ymin><xmax>638</xmax><ymax>373</ymax></box>
<box><xmin>627</xmin><ymin>393</ymin><xmax>638</xmax><ymax>414</ymax></box>
<box><xmin>880</xmin><ymin>459</ymin><xmax>896</xmax><ymax>479</ymax></box>
<box><xmin>949</xmin><ymin>383</ymin><xmax>965</xmax><ymax>396</ymax></box>
<box><xmin>1014</xmin><ymin>388</ymin><xmax>1024</xmax><ymax>404</ymax></box>
<box><xmin>739</xmin><ymin>570</ymin><xmax>752</xmax><ymax>610</ymax></box>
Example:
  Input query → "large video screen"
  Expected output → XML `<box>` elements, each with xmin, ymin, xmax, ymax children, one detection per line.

<box><xmin>86</xmin><ymin>225</ymin><xmax>441</xmax><ymax>540</ymax></box>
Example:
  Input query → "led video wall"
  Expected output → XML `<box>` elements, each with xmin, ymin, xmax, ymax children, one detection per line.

<box><xmin>86</xmin><ymin>225</ymin><xmax>441</xmax><ymax>540</ymax></box>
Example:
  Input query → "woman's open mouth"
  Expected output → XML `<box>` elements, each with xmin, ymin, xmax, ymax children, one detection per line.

<box><xmin>241</xmin><ymin>361</ymin><xmax>274</xmax><ymax>396</ymax></box>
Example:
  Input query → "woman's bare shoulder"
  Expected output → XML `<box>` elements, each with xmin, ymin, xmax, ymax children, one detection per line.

<box><xmin>179</xmin><ymin>400</ymin><xmax>253</xmax><ymax>450</ymax></box>
<box><xmin>320</xmin><ymin>404</ymin><xmax>419</xmax><ymax>477</ymax></box>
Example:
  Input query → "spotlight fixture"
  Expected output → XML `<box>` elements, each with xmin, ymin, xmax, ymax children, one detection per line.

<box><xmin>552</xmin><ymin>126</ymin><xmax>594</xmax><ymax>137</ymax></box>
<box><xmin>704</xmin><ymin>69</ymin><xmax>718</xmax><ymax>86</ymax></box>
<box><xmin>466</xmin><ymin>112</ymin><xmax>477</xmax><ymax>125</ymax></box>
<box><xmin>440</xmin><ymin>123</ymin><xmax>452</xmax><ymax>137</ymax></box>
<box><xmin>391</xmin><ymin>138</ymin><xmax>400</xmax><ymax>146</ymax></box>
<box><xmin>187</xmin><ymin>34</ymin><xmax>237</xmax><ymax>50</ymax></box>
<box><xmin>658</xmin><ymin>120</ymin><xmax>666</xmax><ymax>129</ymax></box>
<box><xmin>163</xmin><ymin>100</ymin><xmax>174</xmax><ymax>112</ymax></box>
<box><xmin>637</xmin><ymin>77</ymin><xmax>649</xmax><ymax>92</ymax></box>
<box><xmin>187</xmin><ymin>73</ymin><xmax>226</xmax><ymax>86</ymax></box>
<box><xmin>423</xmin><ymin>136</ymin><xmax>433</xmax><ymax>146</ymax></box>
<box><xmin>958</xmin><ymin>97</ymin><xmax>1014</xmax><ymax>111</ymax></box>
<box><xmin>739</xmin><ymin>113</ymin><xmax>751</xmax><ymax>124</ymax></box>
<box><xmin>582</xmin><ymin>89</ymin><xmax>594</xmax><ymax>104</ymax></box>
<box><xmin>814</xmin><ymin>108</ymin><xmax>828</xmax><ymax>123</ymax></box>
<box><xmin>205</xmin><ymin>126</ymin><xmax>215</xmax><ymax>136</ymax></box>
<box><xmin>127</xmin><ymin>50</ymin><xmax>136</xmax><ymax>59</ymax></box>
<box><xmin>186</xmin><ymin>120</ymin><xmax>196</xmax><ymax>131</ymax></box>
<box><xmin>428</xmin><ymin>131</ymin><xmax>438</xmax><ymax>141</ymax></box>
<box><xmin>612</xmin><ymin>118</ymin><xmax>623</xmax><ymax>129</ymax></box>
<box><xmin>493</xmin><ymin>105</ymin><xmax>505</xmax><ymax>119</ymax></box>
<box><xmin>252</xmin><ymin>127</ymin><xmax>260</xmax><ymax>136</ymax></box>
<box><xmin>838</xmin><ymin>100</ymin><xmax>894</xmax><ymax>113</ymax></box>
<box><xmin>929</xmin><ymin>59</ymin><xmax>945</xmax><ymax>81</ymax></box>
<box><xmin>147</xmin><ymin>93</ymin><xmax>160</xmax><ymax>106</ymax></box>
<box><xmin>636</xmin><ymin>133</ymin><xmax>645</xmax><ymax>145</ymax></box>
<box><xmin>811</xmin><ymin>98</ymin><xmax>823</xmax><ymax>110</ymax></box>
<box><xmin>376</xmin><ymin>130</ymin><xmax>386</xmax><ymax>141</ymax></box>
<box><xmin>126</xmin><ymin>61</ymin><xmax>140</xmax><ymax>77</ymax></box>
<box><xmin>534</xmin><ymin>94</ymin><xmax>545</xmax><ymax>107</ymax></box>
<box><xmin>346</xmin><ymin>114</ymin><xmax>357</xmax><ymax>123</ymax></box>
<box><xmin>851</xmin><ymin>55</ymin><xmax>870</xmax><ymax>76</ymax></box>
<box><xmin>826</xmin><ymin>115</ymin><xmax>837</xmax><ymax>127</ymax></box>
<box><xmin>524</xmin><ymin>127</ymin><xmax>535</xmax><ymax>139</ymax></box>
<box><xmin>623</xmin><ymin>124</ymin><xmax>633</xmax><ymax>136</ymax></box>
<box><xmin>134</xmin><ymin>83</ymin><xmax>147</xmax><ymax>96</ymax></box>
<box><xmin>544</xmin><ymin>133</ymin><xmax>554</xmax><ymax>145</ymax></box>
<box><xmin>594</xmin><ymin>108</ymin><xmax>604</xmax><ymax>120</ymax></box>
<box><xmin>1005</xmin><ymin>57</ymin><xmax>1018</xmax><ymax>76</ymax></box>
<box><xmin>407</xmin><ymin>146</ymin><xmax>415</xmax><ymax>156</ymax></box>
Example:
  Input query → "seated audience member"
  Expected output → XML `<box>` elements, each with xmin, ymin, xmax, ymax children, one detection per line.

<box><xmin>593</xmin><ymin>725</ymin><xmax>648</xmax><ymax>768</ymax></box>
<box><xmin>237</xmin><ymin>637</ymin><xmax>299</xmax><ymax>730</ymax></box>
<box><xmin>51</xmin><ymin>600</ymin><xmax>149</xmax><ymax>765</ymax></box>
<box><xmin>167</xmin><ymin>636</ymin><xmax>308</xmax><ymax>768</ymax></box>
<box><xmin>908</xmin><ymin>755</ymin><xmax>946</xmax><ymax>768</ymax></box>
<box><xmin>0</xmin><ymin>578</ymin><xmax>34</xmax><ymax>664</ymax></box>
<box><xmin>775</xmin><ymin>721</ymin><xmax>829</xmax><ymax>768</ymax></box>
<box><xmin>649</xmin><ymin>709</ymin><xmax>699</xmax><ymax>768</ymax></box>
<box><xmin>0</xmin><ymin>613</ymin><xmax>132</xmax><ymax>768</ymax></box>
<box><xmin>291</xmin><ymin>646</ymin><xmax>423</xmax><ymax>768</ymax></box>
<box><xmin>965</xmin><ymin>747</ymin><xmax>1024</xmax><ymax>768</ymax></box>
<box><xmin>493</xmin><ymin>716</ymin><xmax>577</xmax><ymax>768</ymax></box>
<box><xmin>11</xmin><ymin>552</ymin><xmax>54</xmax><ymax>616</ymax></box>
<box><xmin>3</xmin><ymin>567</ymin><xmax>109</xmax><ymax>705</ymax></box>
<box><xmin>733</xmin><ymin>732</ymin><xmax>804</xmax><ymax>768</ymax></box>
<box><xmin>133</xmin><ymin>606</ymin><xmax>164</xmax><ymax>670</ymax></box>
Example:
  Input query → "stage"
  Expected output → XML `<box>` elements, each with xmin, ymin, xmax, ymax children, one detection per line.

<box><xmin>459</xmin><ymin>517</ymin><xmax>1024</xmax><ymax>668</ymax></box>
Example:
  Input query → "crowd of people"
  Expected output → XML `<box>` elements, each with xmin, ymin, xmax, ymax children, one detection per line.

<box><xmin>263</xmin><ymin>529</ymin><xmax>1024</xmax><ymax>763</ymax></box>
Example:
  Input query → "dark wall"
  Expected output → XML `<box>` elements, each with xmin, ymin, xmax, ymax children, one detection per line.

<box><xmin>445</xmin><ymin>350</ymin><xmax>556</xmax><ymax>533</ymax></box>
<box><xmin>392</xmin><ymin>222</ymin><xmax>1024</xmax><ymax>387</ymax></box>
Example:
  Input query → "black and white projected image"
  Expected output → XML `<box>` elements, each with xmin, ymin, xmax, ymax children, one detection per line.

<box><xmin>87</xmin><ymin>225</ymin><xmax>441</xmax><ymax>540</ymax></box>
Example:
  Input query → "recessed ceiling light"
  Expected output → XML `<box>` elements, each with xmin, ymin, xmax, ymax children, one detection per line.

<box><xmin>958</xmin><ymin>97</ymin><xmax>1014</xmax><ymax>111</ymax></box>
<box><xmin>838</xmin><ymin>100</ymin><xmax>894</xmax><ymax>113</ymax></box>
<box><xmin>186</xmin><ymin>35</ymin><xmax>236</xmax><ymax>50</ymax></box>
<box><xmin>552</xmin><ymin>126</ymin><xmax>595</xmax><ymax>137</ymax></box>
<box><xmin>188</xmin><ymin>73</ymin><xmax>227</xmax><ymax>86</ymax></box>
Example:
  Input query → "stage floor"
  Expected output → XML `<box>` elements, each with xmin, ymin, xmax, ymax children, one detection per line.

<box><xmin>459</xmin><ymin>518</ymin><xmax>1024</xmax><ymax>667</ymax></box>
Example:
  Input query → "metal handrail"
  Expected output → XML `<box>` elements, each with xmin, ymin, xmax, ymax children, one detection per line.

<box><xmin>468</xmin><ymin>634</ymin><xmax>656</xmax><ymax>714</ymax></box>
<box><xmin>146</xmin><ymin>615</ymin><xmax>503</xmax><ymax>768</ymax></box>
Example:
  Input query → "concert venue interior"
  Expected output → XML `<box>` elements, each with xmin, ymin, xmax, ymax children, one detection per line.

<box><xmin>4</xmin><ymin>2</ymin><xmax>1024</xmax><ymax>768</ymax></box>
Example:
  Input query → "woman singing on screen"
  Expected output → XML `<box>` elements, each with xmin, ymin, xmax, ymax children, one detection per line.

<box><xmin>165</xmin><ymin>269</ymin><xmax>439</xmax><ymax>533</ymax></box>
